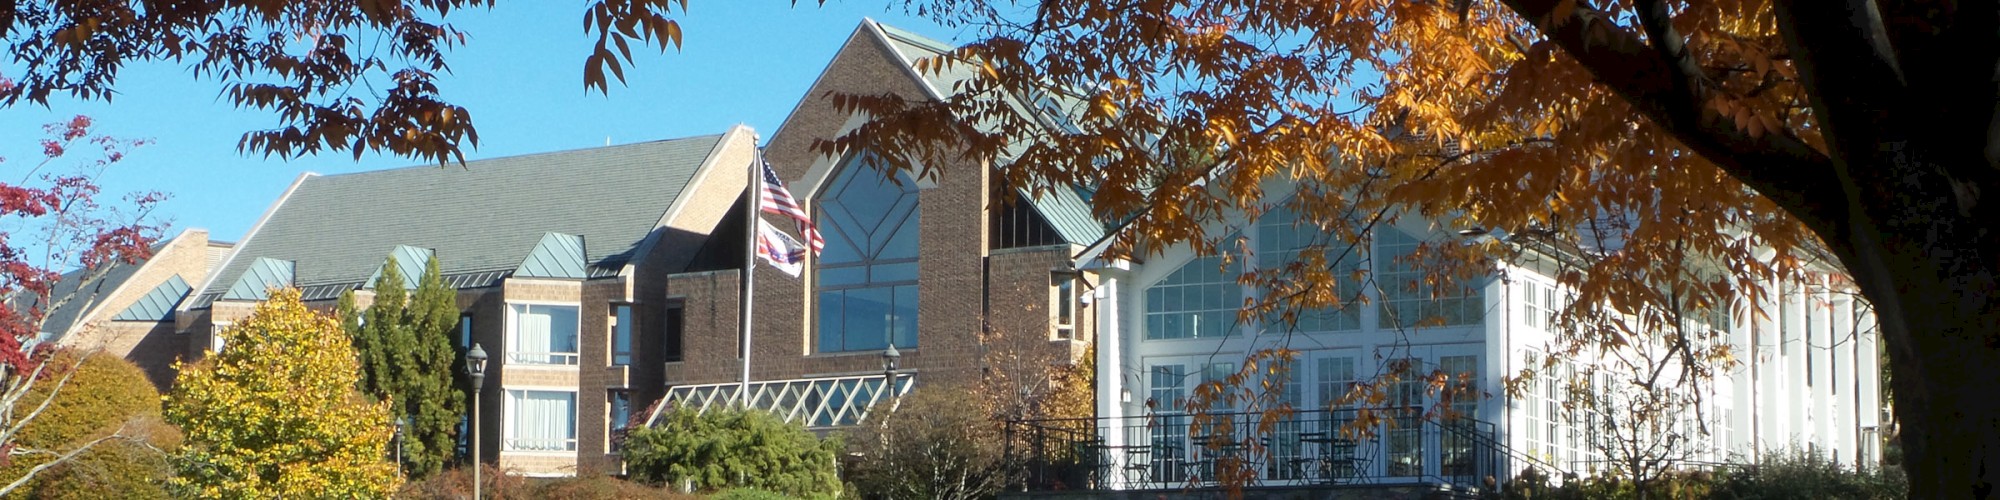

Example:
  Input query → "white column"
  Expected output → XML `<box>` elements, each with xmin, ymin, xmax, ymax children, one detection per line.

<box><xmin>1786</xmin><ymin>282</ymin><xmax>1810</xmax><ymax>447</ymax></box>
<box><xmin>1810</xmin><ymin>285</ymin><xmax>1835</xmax><ymax>453</ymax></box>
<box><xmin>1831</xmin><ymin>296</ymin><xmax>1856</xmax><ymax>465</ymax></box>
<box><xmin>1092</xmin><ymin>274</ymin><xmax>1126</xmax><ymax>487</ymax></box>
<box><xmin>1855</xmin><ymin>303</ymin><xmax>1883</xmax><ymax>467</ymax></box>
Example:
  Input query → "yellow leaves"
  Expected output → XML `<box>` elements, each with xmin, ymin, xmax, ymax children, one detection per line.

<box><xmin>166</xmin><ymin>289</ymin><xmax>401</xmax><ymax>499</ymax></box>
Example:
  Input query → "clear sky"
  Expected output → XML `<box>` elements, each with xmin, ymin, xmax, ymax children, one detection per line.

<box><xmin>1</xmin><ymin>1</ymin><xmax>956</xmax><ymax>244</ymax></box>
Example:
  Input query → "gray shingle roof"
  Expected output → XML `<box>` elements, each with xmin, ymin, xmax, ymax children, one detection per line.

<box><xmin>199</xmin><ymin>135</ymin><xmax>727</xmax><ymax>303</ymax></box>
<box><xmin>871</xmin><ymin>21</ymin><xmax>1107</xmax><ymax>245</ymax></box>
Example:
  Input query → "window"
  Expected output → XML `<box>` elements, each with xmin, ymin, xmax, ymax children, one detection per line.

<box><xmin>1316</xmin><ymin>356</ymin><xmax>1356</xmax><ymax>408</ymax></box>
<box><xmin>508</xmin><ymin>304</ymin><xmax>579</xmax><ymax>365</ymax></box>
<box><xmin>504</xmin><ymin>390</ymin><xmax>576</xmax><ymax>452</ymax></box>
<box><xmin>608</xmin><ymin>390</ymin><xmax>632</xmax><ymax>451</ymax></box>
<box><xmin>1523</xmin><ymin>281</ymin><xmax>1555</xmax><ymax>330</ymax></box>
<box><xmin>210</xmin><ymin>322</ymin><xmax>232</xmax><ymax>353</ymax></box>
<box><xmin>1387</xmin><ymin>358</ymin><xmax>1426</xmax><ymax>477</ymax></box>
<box><xmin>1144</xmin><ymin>254</ymin><xmax>1243</xmax><ymax>340</ymax></box>
<box><xmin>1052</xmin><ymin>271</ymin><xmax>1077</xmax><ymax>340</ymax></box>
<box><xmin>1203</xmin><ymin>362</ymin><xmax>1237</xmax><ymax>410</ymax></box>
<box><xmin>610</xmin><ymin>304</ymin><xmax>633</xmax><ymax>366</ymax></box>
<box><xmin>1257</xmin><ymin>206</ymin><xmax>1361</xmax><ymax>332</ymax></box>
<box><xmin>663</xmin><ymin>303</ymin><xmax>684</xmax><ymax>362</ymax></box>
<box><xmin>1149</xmin><ymin>364</ymin><xmax>1188</xmax><ymax>411</ymax></box>
<box><xmin>1378</xmin><ymin>228</ymin><xmax>1484</xmax><ymax>327</ymax></box>
<box><xmin>815</xmin><ymin>154</ymin><xmax>920</xmax><ymax>353</ymax></box>
<box><xmin>458</xmin><ymin>313</ymin><xmax>473</xmax><ymax>349</ymax></box>
<box><xmin>1440</xmin><ymin>355</ymin><xmax>1480</xmax><ymax>421</ymax></box>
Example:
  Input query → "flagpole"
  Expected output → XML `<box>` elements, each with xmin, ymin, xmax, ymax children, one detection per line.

<box><xmin>739</xmin><ymin>148</ymin><xmax>759</xmax><ymax>407</ymax></box>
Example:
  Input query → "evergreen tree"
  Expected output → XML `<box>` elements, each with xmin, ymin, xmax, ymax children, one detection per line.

<box><xmin>401</xmin><ymin>256</ymin><xmax>465</xmax><ymax>477</ymax></box>
<box><xmin>363</xmin><ymin>257</ymin><xmax>415</xmax><ymax>401</ymax></box>
<box><xmin>335</xmin><ymin>290</ymin><xmax>368</xmax><ymax>392</ymax></box>
<box><xmin>346</xmin><ymin>256</ymin><xmax>464</xmax><ymax>478</ymax></box>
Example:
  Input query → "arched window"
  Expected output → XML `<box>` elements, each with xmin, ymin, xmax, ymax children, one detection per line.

<box><xmin>814</xmin><ymin>155</ymin><xmax>920</xmax><ymax>353</ymax></box>
<box><xmin>1256</xmin><ymin>206</ymin><xmax>1362</xmax><ymax>332</ymax></box>
<box><xmin>1144</xmin><ymin>251</ymin><xmax>1243</xmax><ymax>340</ymax></box>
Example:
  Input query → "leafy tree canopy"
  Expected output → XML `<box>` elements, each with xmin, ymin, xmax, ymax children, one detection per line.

<box><xmin>167</xmin><ymin>288</ymin><xmax>401</xmax><ymax>498</ymax></box>
<box><xmin>1</xmin><ymin>0</ymin><xmax>687</xmax><ymax>164</ymax></box>
<box><xmin>826</xmin><ymin>0</ymin><xmax>1996</xmax><ymax>497</ymax></box>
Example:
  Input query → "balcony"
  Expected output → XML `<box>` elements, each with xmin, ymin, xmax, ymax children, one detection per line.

<box><xmin>1003</xmin><ymin>407</ymin><xmax>1558</xmax><ymax>495</ymax></box>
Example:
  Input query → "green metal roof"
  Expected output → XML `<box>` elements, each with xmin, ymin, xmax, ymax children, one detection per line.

<box><xmin>514</xmin><ymin>232</ymin><xmax>588</xmax><ymax>279</ymax></box>
<box><xmin>222</xmin><ymin>257</ymin><xmax>295</xmax><ymax>301</ymax></box>
<box><xmin>199</xmin><ymin>135</ymin><xmax>727</xmax><ymax>303</ymax></box>
<box><xmin>111</xmin><ymin>275</ymin><xmax>190</xmax><ymax>322</ymax></box>
<box><xmin>364</xmin><ymin>245</ymin><xmax>435</xmax><ymax>290</ymax></box>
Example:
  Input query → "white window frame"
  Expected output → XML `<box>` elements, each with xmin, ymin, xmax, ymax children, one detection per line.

<box><xmin>1052</xmin><ymin>271</ymin><xmax>1078</xmax><ymax>340</ymax></box>
<box><xmin>502</xmin><ymin>387</ymin><xmax>578</xmax><ymax>453</ymax></box>
<box><xmin>505</xmin><ymin>301</ymin><xmax>581</xmax><ymax>366</ymax></box>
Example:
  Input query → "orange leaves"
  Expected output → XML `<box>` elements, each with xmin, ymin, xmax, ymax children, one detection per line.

<box><xmin>583</xmin><ymin>0</ymin><xmax>686</xmax><ymax>95</ymax></box>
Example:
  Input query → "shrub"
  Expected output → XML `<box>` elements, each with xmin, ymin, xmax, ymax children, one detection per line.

<box><xmin>711</xmin><ymin>488</ymin><xmax>795</xmax><ymax>500</ymax></box>
<box><xmin>848</xmin><ymin>385</ymin><xmax>1011</xmax><ymax>500</ymax></box>
<box><xmin>623</xmin><ymin>406</ymin><xmax>842</xmax><ymax>499</ymax></box>
<box><xmin>532</xmin><ymin>473</ymin><xmax>701</xmax><ymax>500</ymax></box>
<box><xmin>394</xmin><ymin>464</ymin><xmax>530</xmax><ymax>499</ymax></box>
<box><xmin>1</xmin><ymin>350</ymin><xmax>178</xmax><ymax>499</ymax></box>
<box><xmin>1493</xmin><ymin>448</ymin><xmax>1905</xmax><ymax>500</ymax></box>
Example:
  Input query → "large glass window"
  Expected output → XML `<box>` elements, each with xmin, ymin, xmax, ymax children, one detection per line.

<box><xmin>815</xmin><ymin>155</ymin><xmax>920</xmax><ymax>353</ymax></box>
<box><xmin>1144</xmin><ymin>254</ymin><xmax>1243</xmax><ymax>340</ymax></box>
<box><xmin>610</xmin><ymin>304</ymin><xmax>633</xmax><ymax>366</ymax></box>
<box><xmin>504</xmin><ymin>390</ymin><xmax>577</xmax><ymax>452</ymax></box>
<box><xmin>1257</xmin><ymin>206</ymin><xmax>1362</xmax><ymax>332</ymax></box>
<box><xmin>508</xmin><ymin>304</ymin><xmax>579</xmax><ymax>365</ymax></box>
<box><xmin>1377</xmin><ymin>228</ymin><xmax>1485</xmax><ymax>327</ymax></box>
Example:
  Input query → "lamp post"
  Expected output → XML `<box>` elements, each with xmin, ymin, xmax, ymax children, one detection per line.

<box><xmin>466</xmin><ymin>343</ymin><xmax>488</xmax><ymax>500</ymax></box>
<box><xmin>881</xmin><ymin>344</ymin><xmax>900</xmax><ymax>396</ymax></box>
<box><xmin>394</xmin><ymin>415</ymin><xmax>406</xmax><ymax>476</ymax></box>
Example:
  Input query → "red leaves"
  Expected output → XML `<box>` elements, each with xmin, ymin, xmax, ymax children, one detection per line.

<box><xmin>0</xmin><ymin>115</ymin><xmax>162</xmax><ymax>374</ymax></box>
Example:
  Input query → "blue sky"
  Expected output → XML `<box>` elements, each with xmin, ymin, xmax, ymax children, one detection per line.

<box><xmin>1</xmin><ymin>1</ymin><xmax>955</xmax><ymax>244</ymax></box>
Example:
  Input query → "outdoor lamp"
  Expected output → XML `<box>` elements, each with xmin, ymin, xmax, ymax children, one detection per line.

<box><xmin>466</xmin><ymin>343</ymin><xmax>488</xmax><ymax>500</ymax></box>
<box><xmin>882</xmin><ymin>344</ymin><xmax>900</xmax><ymax>381</ymax></box>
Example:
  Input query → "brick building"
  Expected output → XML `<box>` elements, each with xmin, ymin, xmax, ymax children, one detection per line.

<box><xmin>175</xmin><ymin>130</ymin><xmax>761</xmax><ymax>476</ymax></box>
<box><xmin>39</xmin><ymin>228</ymin><xmax>231</xmax><ymax>389</ymax></box>
<box><xmin>653</xmin><ymin>20</ymin><xmax>1101</xmax><ymax>428</ymax></box>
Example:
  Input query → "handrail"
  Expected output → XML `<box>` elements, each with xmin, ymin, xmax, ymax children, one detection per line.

<box><xmin>1004</xmin><ymin>407</ymin><xmax>1567</xmax><ymax>493</ymax></box>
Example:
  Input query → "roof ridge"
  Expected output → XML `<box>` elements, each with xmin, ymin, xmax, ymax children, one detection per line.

<box><xmin>314</xmin><ymin>134</ymin><xmax>729</xmax><ymax>179</ymax></box>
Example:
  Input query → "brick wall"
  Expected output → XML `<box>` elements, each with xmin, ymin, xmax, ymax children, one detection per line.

<box><xmin>663</xmin><ymin>25</ymin><xmax>1090</xmax><ymax>401</ymax></box>
<box><xmin>58</xmin><ymin>229</ymin><xmax>217</xmax><ymax>388</ymax></box>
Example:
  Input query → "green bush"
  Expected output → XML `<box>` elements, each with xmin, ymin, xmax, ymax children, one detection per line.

<box><xmin>2</xmin><ymin>350</ymin><xmax>178</xmax><ymax>499</ymax></box>
<box><xmin>1710</xmin><ymin>448</ymin><xmax>1905</xmax><ymax>500</ymax></box>
<box><xmin>622</xmin><ymin>406</ymin><xmax>842</xmax><ymax>499</ymax></box>
<box><xmin>394</xmin><ymin>464</ymin><xmax>530</xmax><ymax>499</ymax></box>
<box><xmin>848</xmin><ymin>385</ymin><xmax>1011</xmax><ymax>500</ymax></box>
<box><xmin>1494</xmin><ymin>448</ymin><xmax>1905</xmax><ymax>500</ymax></box>
<box><xmin>532</xmin><ymin>473</ymin><xmax>701</xmax><ymax>499</ymax></box>
<box><xmin>710</xmin><ymin>488</ymin><xmax>795</xmax><ymax>500</ymax></box>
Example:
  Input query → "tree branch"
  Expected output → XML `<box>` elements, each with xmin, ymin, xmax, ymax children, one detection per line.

<box><xmin>1497</xmin><ymin>0</ymin><xmax>1852</xmax><ymax>247</ymax></box>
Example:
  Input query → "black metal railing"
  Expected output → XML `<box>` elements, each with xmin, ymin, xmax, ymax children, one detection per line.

<box><xmin>1004</xmin><ymin>407</ymin><xmax>1553</xmax><ymax>492</ymax></box>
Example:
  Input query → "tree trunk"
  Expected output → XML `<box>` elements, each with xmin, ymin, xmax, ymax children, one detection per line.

<box><xmin>1837</xmin><ymin>147</ymin><xmax>2000</xmax><ymax>499</ymax></box>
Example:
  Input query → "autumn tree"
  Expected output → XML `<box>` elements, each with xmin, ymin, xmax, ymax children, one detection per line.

<box><xmin>808</xmin><ymin>0</ymin><xmax>2000</xmax><ymax>497</ymax></box>
<box><xmin>0</xmin><ymin>350</ymin><xmax>179</xmax><ymax>499</ymax></box>
<box><xmin>0</xmin><ymin>109</ymin><xmax>160</xmax><ymax>496</ymax></box>
<box><xmin>1</xmin><ymin>0</ymin><xmax>690</xmax><ymax>164</ymax></box>
<box><xmin>338</xmin><ymin>256</ymin><xmax>464</xmax><ymax>478</ymax></box>
<box><xmin>166</xmin><ymin>288</ymin><xmax>402</xmax><ymax>498</ymax></box>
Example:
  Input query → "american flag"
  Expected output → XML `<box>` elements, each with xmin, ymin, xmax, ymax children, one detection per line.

<box><xmin>755</xmin><ymin>219</ymin><xmax>806</xmax><ymax>278</ymax></box>
<box><xmin>759</xmin><ymin>159</ymin><xmax>824</xmax><ymax>254</ymax></box>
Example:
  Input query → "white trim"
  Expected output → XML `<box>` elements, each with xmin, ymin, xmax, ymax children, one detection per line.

<box><xmin>182</xmin><ymin>172</ymin><xmax>316</xmax><ymax>315</ymax></box>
